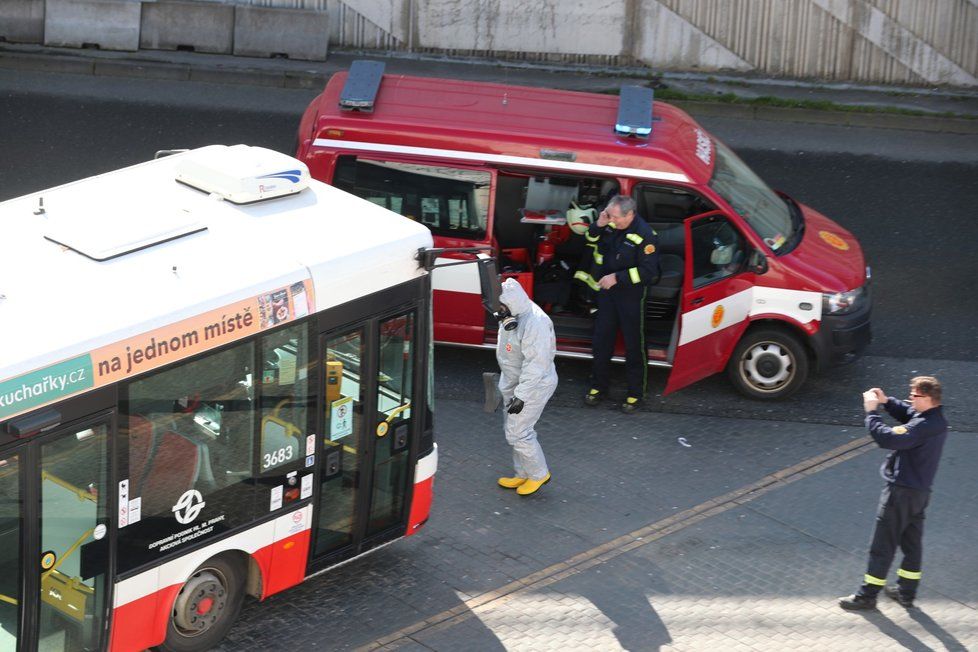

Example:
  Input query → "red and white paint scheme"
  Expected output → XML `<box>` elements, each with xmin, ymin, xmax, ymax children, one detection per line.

<box><xmin>111</xmin><ymin>506</ymin><xmax>313</xmax><ymax>651</ymax></box>
<box><xmin>0</xmin><ymin>145</ymin><xmax>453</xmax><ymax>651</ymax></box>
<box><xmin>298</xmin><ymin>63</ymin><xmax>871</xmax><ymax>399</ymax></box>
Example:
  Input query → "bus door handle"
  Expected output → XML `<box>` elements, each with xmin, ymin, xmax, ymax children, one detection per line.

<box><xmin>690</xmin><ymin>297</ymin><xmax>705</xmax><ymax>306</ymax></box>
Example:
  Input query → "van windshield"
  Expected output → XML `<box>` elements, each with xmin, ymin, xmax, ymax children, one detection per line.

<box><xmin>708</xmin><ymin>140</ymin><xmax>796</xmax><ymax>253</ymax></box>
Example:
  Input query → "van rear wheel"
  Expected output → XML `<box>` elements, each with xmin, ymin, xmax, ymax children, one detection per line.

<box><xmin>157</xmin><ymin>555</ymin><xmax>246</xmax><ymax>652</ymax></box>
<box><xmin>727</xmin><ymin>328</ymin><xmax>808</xmax><ymax>400</ymax></box>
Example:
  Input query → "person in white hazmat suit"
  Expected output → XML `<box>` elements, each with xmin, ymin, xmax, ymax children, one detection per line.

<box><xmin>495</xmin><ymin>278</ymin><xmax>558</xmax><ymax>495</ymax></box>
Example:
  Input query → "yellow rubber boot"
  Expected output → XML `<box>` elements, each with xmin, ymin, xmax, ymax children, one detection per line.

<box><xmin>516</xmin><ymin>473</ymin><xmax>551</xmax><ymax>495</ymax></box>
<box><xmin>498</xmin><ymin>476</ymin><xmax>527</xmax><ymax>489</ymax></box>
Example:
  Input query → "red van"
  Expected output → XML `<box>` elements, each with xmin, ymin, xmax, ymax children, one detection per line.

<box><xmin>296</xmin><ymin>62</ymin><xmax>871</xmax><ymax>399</ymax></box>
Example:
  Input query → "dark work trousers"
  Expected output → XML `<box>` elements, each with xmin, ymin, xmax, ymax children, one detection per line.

<box><xmin>859</xmin><ymin>483</ymin><xmax>931</xmax><ymax>597</ymax></box>
<box><xmin>590</xmin><ymin>285</ymin><xmax>647</xmax><ymax>398</ymax></box>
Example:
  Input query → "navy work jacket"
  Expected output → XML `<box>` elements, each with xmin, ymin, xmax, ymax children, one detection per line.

<box><xmin>866</xmin><ymin>399</ymin><xmax>948</xmax><ymax>491</ymax></box>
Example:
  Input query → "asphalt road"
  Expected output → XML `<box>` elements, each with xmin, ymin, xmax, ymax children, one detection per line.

<box><xmin>2</xmin><ymin>69</ymin><xmax>977</xmax><ymax>417</ymax></box>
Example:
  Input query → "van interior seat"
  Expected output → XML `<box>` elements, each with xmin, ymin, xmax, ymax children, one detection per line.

<box><xmin>649</xmin><ymin>225</ymin><xmax>685</xmax><ymax>301</ymax></box>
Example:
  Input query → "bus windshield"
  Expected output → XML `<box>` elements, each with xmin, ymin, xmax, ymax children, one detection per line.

<box><xmin>708</xmin><ymin>140</ymin><xmax>796</xmax><ymax>253</ymax></box>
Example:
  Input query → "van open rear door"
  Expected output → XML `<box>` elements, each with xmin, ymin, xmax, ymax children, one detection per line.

<box><xmin>664</xmin><ymin>212</ymin><xmax>753</xmax><ymax>394</ymax></box>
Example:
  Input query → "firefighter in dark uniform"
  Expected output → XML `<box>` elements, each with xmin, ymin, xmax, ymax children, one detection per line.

<box><xmin>839</xmin><ymin>375</ymin><xmax>949</xmax><ymax>610</ymax></box>
<box><xmin>580</xmin><ymin>195</ymin><xmax>659</xmax><ymax>413</ymax></box>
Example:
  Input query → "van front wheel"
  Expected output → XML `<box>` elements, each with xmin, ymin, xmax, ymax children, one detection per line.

<box><xmin>726</xmin><ymin>328</ymin><xmax>808</xmax><ymax>400</ymax></box>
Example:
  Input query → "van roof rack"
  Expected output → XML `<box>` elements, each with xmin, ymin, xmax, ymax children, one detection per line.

<box><xmin>614</xmin><ymin>85</ymin><xmax>654</xmax><ymax>137</ymax></box>
<box><xmin>339</xmin><ymin>60</ymin><xmax>386</xmax><ymax>112</ymax></box>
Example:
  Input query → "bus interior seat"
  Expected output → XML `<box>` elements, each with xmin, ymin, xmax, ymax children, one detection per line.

<box><xmin>127</xmin><ymin>414</ymin><xmax>156</xmax><ymax>493</ymax></box>
<box><xmin>139</xmin><ymin>432</ymin><xmax>199</xmax><ymax>515</ymax></box>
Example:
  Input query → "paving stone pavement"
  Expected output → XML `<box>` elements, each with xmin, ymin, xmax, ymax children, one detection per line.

<box><xmin>216</xmin><ymin>399</ymin><xmax>977</xmax><ymax>651</ymax></box>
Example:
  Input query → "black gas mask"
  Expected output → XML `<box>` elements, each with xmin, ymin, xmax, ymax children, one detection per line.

<box><xmin>494</xmin><ymin>303</ymin><xmax>518</xmax><ymax>331</ymax></box>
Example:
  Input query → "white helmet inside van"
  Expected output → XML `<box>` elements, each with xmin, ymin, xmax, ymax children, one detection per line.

<box><xmin>566</xmin><ymin>202</ymin><xmax>597</xmax><ymax>235</ymax></box>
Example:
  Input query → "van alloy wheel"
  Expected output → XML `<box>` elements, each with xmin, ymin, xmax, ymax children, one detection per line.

<box><xmin>726</xmin><ymin>328</ymin><xmax>809</xmax><ymax>400</ymax></box>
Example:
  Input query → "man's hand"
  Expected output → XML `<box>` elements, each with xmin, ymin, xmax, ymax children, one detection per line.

<box><xmin>870</xmin><ymin>387</ymin><xmax>887</xmax><ymax>403</ymax></box>
<box><xmin>598</xmin><ymin>273</ymin><xmax>618</xmax><ymax>290</ymax></box>
<box><xmin>863</xmin><ymin>389</ymin><xmax>880</xmax><ymax>413</ymax></box>
<box><xmin>596</xmin><ymin>209</ymin><xmax>610</xmax><ymax>228</ymax></box>
<box><xmin>507</xmin><ymin>397</ymin><xmax>525</xmax><ymax>415</ymax></box>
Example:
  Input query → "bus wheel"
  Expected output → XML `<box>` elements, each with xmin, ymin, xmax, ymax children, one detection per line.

<box><xmin>159</xmin><ymin>555</ymin><xmax>246</xmax><ymax>652</ymax></box>
<box><xmin>726</xmin><ymin>328</ymin><xmax>809</xmax><ymax>400</ymax></box>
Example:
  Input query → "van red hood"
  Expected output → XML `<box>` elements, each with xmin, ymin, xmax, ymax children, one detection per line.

<box><xmin>779</xmin><ymin>203</ymin><xmax>866</xmax><ymax>293</ymax></box>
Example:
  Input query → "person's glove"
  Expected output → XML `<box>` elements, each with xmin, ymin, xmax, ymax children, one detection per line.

<box><xmin>507</xmin><ymin>397</ymin><xmax>525</xmax><ymax>414</ymax></box>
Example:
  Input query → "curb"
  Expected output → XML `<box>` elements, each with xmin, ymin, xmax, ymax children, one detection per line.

<box><xmin>673</xmin><ymin>100</ymin><xmax>978</xmax><ymax>135</ymax></box>
<box><xmin>2</xmin><ymin>48</ymin><xmax>976</xmax><ymax>133</ymax></box>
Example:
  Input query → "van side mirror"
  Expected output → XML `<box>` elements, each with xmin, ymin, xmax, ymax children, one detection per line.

<box><xmin>749</xmin><ymin>249</ymin><xmax>768</xmax><ymax>275</ymax></box>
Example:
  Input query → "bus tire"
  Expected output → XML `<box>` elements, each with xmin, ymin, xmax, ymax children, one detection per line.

<box><xmin>726</xmin><ymin>327</ymin><xmax>809</xmax><ymax>400</ymax></box>
<box><xmin>158</xmin><ymin>554</ymin><xmax>247</xmax><ymax>652</ymax></box>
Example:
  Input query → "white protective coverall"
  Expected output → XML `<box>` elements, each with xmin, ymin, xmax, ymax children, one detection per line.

<box><xmin>496</xmin><ymin>278</ymin><xmax>558</xmax><ymax>481</ymax></box>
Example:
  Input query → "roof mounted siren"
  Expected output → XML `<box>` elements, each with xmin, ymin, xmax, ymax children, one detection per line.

<box><xmin>339</xmin><ymin>60</ymin><xmax>386</xmax><ymax>112</ymax></box>
<box><xmin>614</xmin><ymin>85</ymin><xmax>654</xmax><ymax>138</ymax></box>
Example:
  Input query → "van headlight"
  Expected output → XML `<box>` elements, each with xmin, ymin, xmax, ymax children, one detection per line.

<box><xmin>822</xmin><ymin>286</ymin><xmax>865</xmax><ymax>315</ymax></box>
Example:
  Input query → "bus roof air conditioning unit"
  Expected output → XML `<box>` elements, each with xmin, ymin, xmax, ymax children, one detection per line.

<box><xmin>175</xmin><ymin>145</ymin><xmax>310</xmax><ymax>204</ymax></box>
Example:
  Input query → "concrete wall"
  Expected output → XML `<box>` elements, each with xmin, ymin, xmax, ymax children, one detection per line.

<box><xmin>0</xmin><ymin>0</ymin><xmax>45</xmax><ymax>44</ymax></box>
<box><xmin>325</xmin><ymin>0</ymin><xmax>977</xmax><ymax>86</ymax></box>
<box><xmin>1</xmin><ymin>0</ymin><xmax>974</xmax><ymax>85</ymax></box>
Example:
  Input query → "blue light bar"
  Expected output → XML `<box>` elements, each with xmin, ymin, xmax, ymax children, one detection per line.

<box><xmin>339</xmin><ymin>60</ymin><xmax>386</xmax><ymax>112</ymax></box>
<box><xmin>615</xmin><ymin>85</ymin><xmax>654</xmax><ymax>137</ymax></box>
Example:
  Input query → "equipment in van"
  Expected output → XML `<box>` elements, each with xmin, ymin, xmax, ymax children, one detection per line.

<box><xmin>566</xmin><ymin>202</ymin><xmax>597</xmax><ymax>235</ymax></box>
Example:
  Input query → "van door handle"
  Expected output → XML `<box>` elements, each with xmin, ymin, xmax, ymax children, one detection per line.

<box><xmin>690</xmin><ymin>297</ymin><xmax>705</xmax><ymax>306</ymax></box>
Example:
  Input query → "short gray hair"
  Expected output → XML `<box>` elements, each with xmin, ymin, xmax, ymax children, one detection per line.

<box><xmin>606</xmin><ymin>194</ymin><xmax>637</xmax><ymax>215</ymax></box>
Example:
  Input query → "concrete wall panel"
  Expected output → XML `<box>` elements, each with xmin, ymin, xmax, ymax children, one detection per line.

<box><xmin>140</xmin><ymin>1</ymin><xmax>234</xmax><ymax>54</ymax></box>
<box><xmin>44</xmin><ymin>0</ymin><xmax>141</xmax><ymax>51</ymax></box>
<box><xmin>0</xmin><ymin>0</ymin><xmax>45</xmax><ymax>44</ymax></box>
<box><xmin>233</xmin><ymin>6</ymin><xmax>329</xmax><ymax>61</ymax></box>
<box><xmin>416</xmin><ymin>0</ymin><xmax>627</xmax><ymax>56</ymax></box>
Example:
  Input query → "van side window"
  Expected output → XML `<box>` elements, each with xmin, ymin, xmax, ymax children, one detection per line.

<box><xmin>333</xmin><ymin>156</ymin><xmax>490</xmax><ymax>240</ymax></box>
<box><xmin>632</xmin><ymin>183</ymin><xmax>714</xmax><ymax>231</ymax></box>
<box><xmin>690</xmin><ymin>215</ymin><xmax>747</xmax><ymax>288</ymax></box>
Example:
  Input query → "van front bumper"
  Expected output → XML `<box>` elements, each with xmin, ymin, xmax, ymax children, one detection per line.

<box><xmin>812</xmin><ymin>300</ymin><xmax>872</xmax><ymax>370</ymax></box>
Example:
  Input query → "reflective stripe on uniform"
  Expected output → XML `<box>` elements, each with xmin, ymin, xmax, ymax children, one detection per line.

<box><xmin>626</xmin><ymin>233</ymin><xmax>643</xmax><ymax>244</ymax></box>
<box><xmin>592</xmin><ymin>250</ymin><xmax>603</xmax><ymax>265</ymax></box>
<box><xmin>864</xmin><ymin>574</ymin><xmax>887</xmax><ymax>586</ymax></box>
<box><xmin>574</xmin><ymin>270</ymin><xmax>600</xmax><ymax>291</ymax></box>
<box><xmin>585</xmin><ymin>232</ymin><xmax>600</xmax><ymax>243</ymax></box>
<box><xmin>628</xmin><ymin>267</ymin><xmax>641</xmax><ymax>284</ymax></box>
<box><xmin>897</xmin><ymin>568</ymin><xmax>922</xmax><ymax>580</ymax></box>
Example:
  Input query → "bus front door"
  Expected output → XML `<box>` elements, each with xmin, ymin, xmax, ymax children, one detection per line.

<box><xmin>0</xmin><ymin>414</ymin><xmax>112</xmax><ymax>651</ymax></box>
<box><xmin>312</xmin><ymin>308</ymin><xmax>419</xmax><ymax>565</ymax></box>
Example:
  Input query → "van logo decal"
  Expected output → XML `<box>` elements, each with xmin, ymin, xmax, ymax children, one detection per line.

<box><xmin>819</xmin><ymin>230</ymin><xmax>850</xmax><ymax>251</ymax></box>
<box><xmin>694</xmin><ymin>129</ymin><xmax>712</xmax><ymax>166</ymax></box>
<box><xmin>711</xmin><ymin>305</ymin><xmax>724</xmax><ymax>328</ymax></box>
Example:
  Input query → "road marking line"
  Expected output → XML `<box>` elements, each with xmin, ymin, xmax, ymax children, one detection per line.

<box><xmin>359</xmin><ymin>436</ymin><xmax>876</xmax><ymax>651</ymax></box>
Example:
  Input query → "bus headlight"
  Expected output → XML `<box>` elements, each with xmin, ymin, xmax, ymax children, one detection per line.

<box><xmin>822</xmin><ymin>286</ymin><xmax>865</xmax><ymax>315</ymax></box>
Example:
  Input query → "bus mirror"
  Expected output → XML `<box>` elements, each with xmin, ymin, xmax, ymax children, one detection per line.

<box><xmin>749</xmin><ymin>249</ymin><xmax>768</xmax><ymax>275</ymax></box>
<box><xmin>477</xmin><ymin>257</ymin><xmax>502</xmax><ymax>316</ymax></box>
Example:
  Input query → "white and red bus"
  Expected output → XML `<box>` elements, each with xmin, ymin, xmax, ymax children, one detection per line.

<box><xmin>0</xmin><ymin>145</ymin><xmax>474</xmax><ymax>651</ymax></box>
<box><xmin>297</xmin><ymin>62</ymin><xmax>872</xmax><ymax>399</ymax></box>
